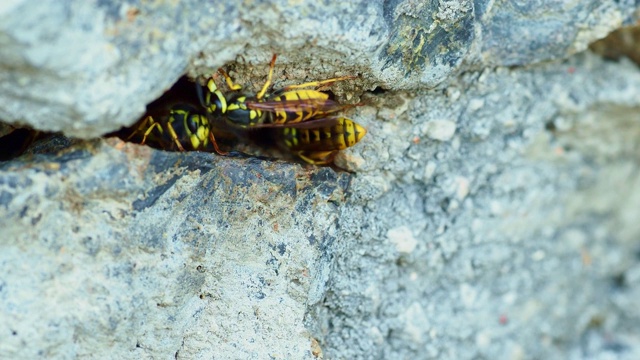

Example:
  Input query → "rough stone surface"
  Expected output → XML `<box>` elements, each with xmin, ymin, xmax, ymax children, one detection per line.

<box><xmin>0</xmin><ymin>0</ymin><xmax>638</xmax><ymax>137</ymax></box>
<box><xmin>320</xmin><ymin>53</ymin><xmax>640</xmax><ymax>360</ymax></box>
<box><xmin>591</xmin><ymin>24</ymin><xmax>640</xmax><ymax>65</ymax></box>
<box><xmin>0</xmin><ymin>142</ymin><xmax>349</xmax><ymax>359</ymax></box>
<box><xmin>1</xmin><ymin>1</ymin><xmax>640</xmax><ymax>359</ymax></box>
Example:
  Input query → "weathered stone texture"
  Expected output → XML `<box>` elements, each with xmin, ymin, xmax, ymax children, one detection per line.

<box><xmin>1</xmin><ymin>1</ymin><xmax>639</xmax><ymax>359</ymax></box>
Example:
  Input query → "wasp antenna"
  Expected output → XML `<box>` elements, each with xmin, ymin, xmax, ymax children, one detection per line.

<box><xmin>257</xmin><ymin>54</ymin><xmax>278</xmax><ymax>100</ymax></box>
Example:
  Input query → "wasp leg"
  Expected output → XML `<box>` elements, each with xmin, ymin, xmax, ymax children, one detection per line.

<box><xmin>296</xmin><ymin>150</ymin><xmax>338</xmax><ymax>165</ymax></box>
<box><xmin>209</xmin><ymin>132</ymin><xmax>228</xmax><ymax>156</ymax></box>
<box><xmin>125</xmin><ymin>116</ymin><xmax>153</xmax><ymax>142</ymax></box>
<box><xmin>163</xmin><ymin>120</ymin><xmax>186</xmax><ymax>151</ymax></box>
<box><xmin>256</xmin><ymin>54</ymin><xmax>277</xmax><ymax>100</ymax></box>
<box><xmin>217</xmin><ymin>69</ymin><xmax>242</xmax><ymax>91</ymax></box>
<box><xmin>132</xmin><ymin>116</ymin><xmax>165</xmax><ymax>146</ymax></box>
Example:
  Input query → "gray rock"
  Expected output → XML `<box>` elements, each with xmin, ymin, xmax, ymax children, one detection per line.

<box><xmin>0</xmin><ymin>142</ymin><xmax>349</xmax><ymax>358</ymax></box>
<box><xmin>322</xmin><ymin>53</ymin><xmax>640</xmax><ymax>360</ymax></box>
<box><xmin>1</xmin><ymin>0</ymin><xmax>640</xmax><ymax>359</ymax></box>
<box><xmin>0</xmin><ymin>0</ymin><xmax>637</xmax><ymax>136</ymax></box>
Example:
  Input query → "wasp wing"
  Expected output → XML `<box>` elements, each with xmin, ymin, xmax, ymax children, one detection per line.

<box><xmin>246</xmin><ymin>116</ymin><xmax>344</xmax><ymax>129</ymax></box>
<box><xmin>244</xmin><ymin>98</ymin><xmax>349</xmax><ymax>114</ymax></box>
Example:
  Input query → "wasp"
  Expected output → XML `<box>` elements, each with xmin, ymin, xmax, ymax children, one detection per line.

<box><xmin>119</xmin><ymin>77</ymin><xmax>229</xmax><ymax>154</ymax></box>
<box><xmin>125</xmin><ymin>106</ymin><xmax>219</xmax><ymax>152</ymax></box>
<box><xmin>198</xmin><ymin>54</ymin><xmax>367</xmax><ymax>165</ymax></box>
<box><xmin>275</xmin><ymin>116</ymin><xmax>366</xmax><ymax>164</ymax></box>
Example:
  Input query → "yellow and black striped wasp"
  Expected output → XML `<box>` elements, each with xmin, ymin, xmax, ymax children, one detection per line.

<box><xmin>126</xmin><ymin>104</ymin><xmax>222</xmax><ymax>152</ymax></box>
<box><xmin>198</xmin><ymin>54</ymin><xmax>367</xmax><ymax>165</ymax></box>
<box><xmin>117</xmin><ymin>76</ymin><xmax>231</xmax><ymax>155</ymax></box>
<box><xmin>119</xmin><ymin>55</ymin><xmax>366</xmax><ymax>165</ymax></box>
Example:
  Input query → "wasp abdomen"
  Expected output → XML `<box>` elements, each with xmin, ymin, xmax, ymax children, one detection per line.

<box><xmin>281</xmin><ymin>117</ymin><xmax>366</xmax><ymax>152</ymax></box>
<box><xmin>269</xmin><ymin>90</ymin><xmax>330</xmax><ymax>124</ymax></box>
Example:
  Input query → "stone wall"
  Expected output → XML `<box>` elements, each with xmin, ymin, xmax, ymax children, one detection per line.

<box><xmin>1</xmin><ymin>1</ymin><xmax>639</xmax><ymax>359</ymax></box>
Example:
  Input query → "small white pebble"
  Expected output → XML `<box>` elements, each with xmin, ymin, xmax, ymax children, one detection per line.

<box><xmin>424</xmin><ymin>120</ymin><xmax>457</xmax><ymax>141</ymax></box>
<box><xmin>387</xmin><ymin>226</ymin><xmax>418</xmax><ymax>254</ymax></box>
<box><xmin>468</xmin><ymin>98</ymin><xmax>485</xmax><ymax>111</ymax></box>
